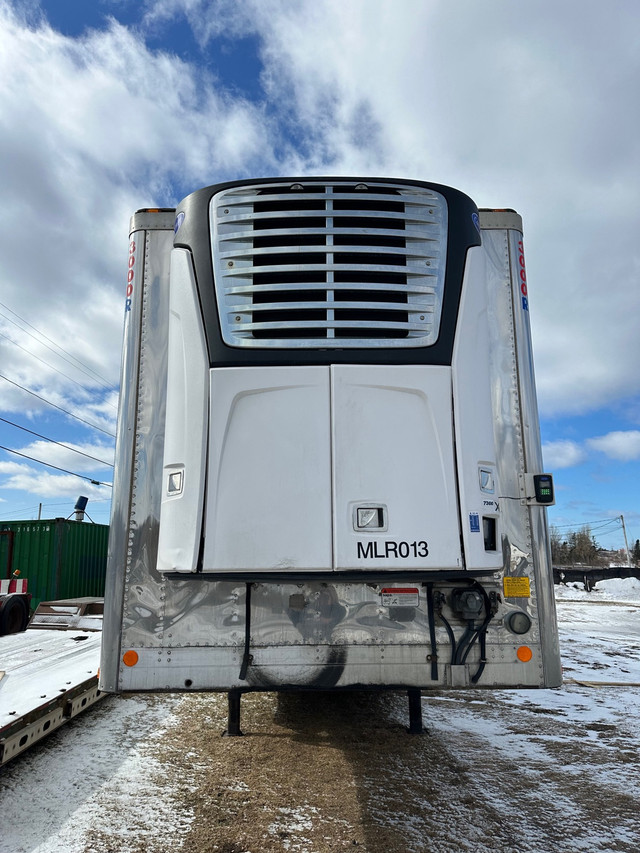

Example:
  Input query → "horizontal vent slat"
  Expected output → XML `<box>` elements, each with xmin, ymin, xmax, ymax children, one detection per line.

<box><xmin>219</xmin><ymin>226</ymin><xmax>440</xmax><ymax>241</ymax></box>
<box><xmin>225</xmin><ymin>282</ymin><xmax>437</xmax><ymax>295</ymax></box>
<box><xmin>221</xmin><ymin>263</ymin><xmax>438</xmax><ymax>277</ymax></box>
<box><xmin>226</xmin><ymin>302</ymin><xmax>434</xmax><ymax>314</ymax></box>
<box><xmin>219</xmin><ymin>245</ymin><xmax>435</xmax><ymax>260</ymax></box>
<box><xmin>233</xmin><ymin>320</ymin><xmax>432</xmax><ymax>332</ymax></box>
<box><xmin>218</xmin><ymin>209</ymin><xmax>441</xmax><ymax>226</ymax></box>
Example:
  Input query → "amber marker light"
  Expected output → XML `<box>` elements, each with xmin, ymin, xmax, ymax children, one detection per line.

<box><xmin>517</xmin><ymin>646</ymin><xmax>533</xmax><ymax>663</ymax></box>
<box><xmin>123</xmin><ymin>650</ymin><xmax>139</xmax><ymax>667</ymax></box>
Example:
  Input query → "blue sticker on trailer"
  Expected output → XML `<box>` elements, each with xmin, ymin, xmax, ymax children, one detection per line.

<box><xmin>469</xmin><ymin>513</ymin><xmax>480</xmax><ymax>533</ymax></box>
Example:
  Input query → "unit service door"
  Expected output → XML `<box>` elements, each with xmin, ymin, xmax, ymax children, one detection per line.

<box><xmin>202</xmin><ymin>366</ymin><xmax>332</xmax><ymax>571</ymax></box>
<box><xmin>331</xmin><ymin>365</ymin><xmax>462</xmax><ymax>570</ymax></box>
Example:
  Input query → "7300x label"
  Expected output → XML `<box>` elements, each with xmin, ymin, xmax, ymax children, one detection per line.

<box><xmin>357</xmin><ymin>540</ymin><xmax>429</xmax><ymax>559</ymax></box>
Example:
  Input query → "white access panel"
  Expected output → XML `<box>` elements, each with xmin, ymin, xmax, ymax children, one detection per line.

<box><xmin>332</xmin><ymin>365</ymin><xmax>462</xmax><ymax>570</ymax></box>
<box><xmin>202</xmin><ymin>366</ymin><xmax>332</xmax><ymax>571</ymax></box>
<box><xmin>157</xmin><ymin>249</ymin><xmax>209</xmax><ymax>573</ymax></box>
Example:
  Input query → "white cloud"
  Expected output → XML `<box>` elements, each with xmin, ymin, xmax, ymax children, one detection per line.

<box><xmin>0</xmin><ymin>463</ymin><xmax>111</xmax><ymax>500</ymax></box>
<box><xmin>587</xmin><ymin>431</ymin><xmax>640</xmax><ymax>462</ymax></box>
<box><xmin>543</xmin><ymin>440</ymin><xmax>587</xmax><ymax>470</ymax></box>
<box><xmin>543</xmin><ymin>429</ymin><xmax>640</xmax><ymax>469</ymax></box>
<box><xmin>0</xmin><ymin>1</ymin><xmax>271</xmax><ymax>411</ymax></box>
<box><xmin>160</xmin><ymin>0</ymin><xmax>640</xmax><ymax>418</ymax></box>
<box><xmin>0</xmin><ymin>0</ymin><xmax>638</xmax><ymax>530</ymax></box>
<box><xmin>2</xmin><ymin>0</ymin><xmax>638</xmax><ymax>422</ymax></box>
<box><xmin>0</xmin><ymin>461</ymin><xmax>27</xmax><ymax>477</ymax></box>
<box><xmin>14</xmin><ymin>438</ymin><xmax>114</xmax><ymax>471</ymax></box>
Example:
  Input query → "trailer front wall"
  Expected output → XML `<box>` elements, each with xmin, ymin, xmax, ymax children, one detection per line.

<box><xmin>100</xmin><ymin>179</ymin><xmax>561</xmax><ymax>694</ymax></box>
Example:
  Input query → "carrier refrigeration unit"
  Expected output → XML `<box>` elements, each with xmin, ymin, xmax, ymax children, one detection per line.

<box><xmin>100</xmin><ymin>178</ymin><xmax>561</xmax><ymax>733</ymax></box>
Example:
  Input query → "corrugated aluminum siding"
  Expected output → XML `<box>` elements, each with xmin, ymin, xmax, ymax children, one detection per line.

<box><xmin>0</xmin><ymin>519</ymin><xmax>109</xmax><ymax>610</ymax></box>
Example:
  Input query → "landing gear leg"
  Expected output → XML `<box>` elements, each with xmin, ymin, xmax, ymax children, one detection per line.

<box><xmin>224</xmin><ymin>689</ymin><xmax>244</xmax><ymax>736</ymax></box>
<box><xmin>407</xmin><ymin>688</ymin><xmax>424</xmax><ymax>734</ymax></box>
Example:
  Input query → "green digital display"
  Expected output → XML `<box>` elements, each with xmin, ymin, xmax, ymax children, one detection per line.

<box><xmin>533</xmin><ymin>474</ymin><xmax>554</xmax><ymax>504</ymax></box>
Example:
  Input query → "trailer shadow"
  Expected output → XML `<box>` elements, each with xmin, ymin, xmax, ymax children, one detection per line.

<box><xmin>270</xmin><ymin>686</ymin><xmax>640</xmax><ymax>853</ymax></box>
<box><xmin>272</xmin><ymin>689</ymin><xmax>508</xmax><ymax>853</ymax></box>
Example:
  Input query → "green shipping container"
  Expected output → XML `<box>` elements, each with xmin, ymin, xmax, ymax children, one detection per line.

<box><xmin>0</xmin><ymin>519</ymin><xmax>109</xmax><ymax>611</ymax></box>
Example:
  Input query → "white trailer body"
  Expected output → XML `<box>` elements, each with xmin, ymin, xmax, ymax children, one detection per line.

<box><xmin>100</xmin><ymin>178</ymin><xmax>561</xmax><ymax>700</ymax></box>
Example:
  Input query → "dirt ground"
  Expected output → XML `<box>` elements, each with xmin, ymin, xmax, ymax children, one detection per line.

<box><xmin>79</xmin><ymin>682</ymin><xmax>640</xmax><ymax>853</ymax></box>
<box><xmin>3</xmin><ymin>591</ymin><xmax>639</xmax><ymax>853</ymax></box>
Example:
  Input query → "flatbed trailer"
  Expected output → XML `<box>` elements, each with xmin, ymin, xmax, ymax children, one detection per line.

<box><xmin>554</xmin><ymin>565</ymin><xmax>640</xmax><ymax>590</ymax></box>
<box><xmin>0</xmin><ymin>600</ymin><xmax>104</xmax><ymax>766</ymax></box>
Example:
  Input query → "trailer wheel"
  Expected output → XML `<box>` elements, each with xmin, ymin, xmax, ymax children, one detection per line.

<box><xmin>0</xmin><ymin>595</ymin><xmax>29</xmax><ymax>635</ymax></box>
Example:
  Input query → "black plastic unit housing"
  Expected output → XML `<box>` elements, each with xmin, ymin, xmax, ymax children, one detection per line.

<box><xmin>173</xmin><ymin>177</ymin><xmax>481</xmax><ymax>368</ymax></box>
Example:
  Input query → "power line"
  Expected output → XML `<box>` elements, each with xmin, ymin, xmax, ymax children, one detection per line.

<box><xmin>550</xmin><ymin>518</ymin><xmax>621</xmax><ymax>532</ymax></box>
<box><xmin>0</xmin><ymin>301</ymin><xmax>116</xmax><ymax>393</ymax></box>
<box><xmin>0</xmin><ymin>444</ymin><xmax>112</xmax><ymax>487</ymax></box>
<box><xmin>0</xmin><ymin>416</ymin><xmax>114</xmax><ymax>468</ymax></box>
<box><xmin>0</xmin><ymin>498</ymin><xmax>112</xmax><ymax>519</ymax></box>
<box><xmin>0</xmin><ymin>373</ymin><xmax>116</xmax><ymax>438</ymax></box>
<box><xmin>593</xmin><ymin>527</ymin><xmax>626</xmax><ymax>540</ymax></box>
<box><xmin>0</xmin><ymin>329</ymin><xmax>117</xmax><ymax>408</ymax></box>
<box><xmin>0</xmin><ymin>503</ymin><xmax>42</xmax><ymax>519</ymax></box>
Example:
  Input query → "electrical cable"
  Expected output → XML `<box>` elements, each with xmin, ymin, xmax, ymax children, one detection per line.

<box><xmin>0</xmin><ymin>373</ymin><xmax>115</xmax><ymax>437</ymax></box>
<box><xmin>470</xmin><ymin>632</ymin><xmax>488</xmax><ymax>685</ymax></box>
<box><xmin>0</xmin><ymin>330</ymin><xmax>115</xmax><ymax>402</ymax></box>
<box><xmin>454</xmin><ymin>623</ymin><xmax>476</xmax><ymax>665</ymax></box>
<box><xmin>0</xmin><ymin>301</ymin><xmax>115</xmax><ymax>393</ymax></box>
<box><xmin>0</xmin><ymin>444</ymin><xmax>112</xmax><ymax>487</ymax></box>
<box><xmin>467</xmin><ymin>584</ymin><xmax>494</xmax><ymax>684</ymax></box>
<box><xmin>0</xmin><ymin>503</ymin><xmax>41</xmax><ymax>518</ymax></box>
<box><xmin>433</xmin><ymin>596</ymin><xmax>457</xmax><ymax>664</ymax></box>
<box><xmin>551</xmin><ymin>518</ymin><xmax>621</xmax><ymax>531</ymax></box>
<box><xmin>0</xmin><ymin>416</ymin><xmax>113</xmax><ymax>467</ymax></box>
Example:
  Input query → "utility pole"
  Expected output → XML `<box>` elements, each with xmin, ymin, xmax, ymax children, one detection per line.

<box><xmin>620</xmin><ymin>514</ymin><xmax>632</xmax><ymax>567</ymax></box>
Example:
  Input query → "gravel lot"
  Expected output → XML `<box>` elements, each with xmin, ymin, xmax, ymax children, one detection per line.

<box><xmin>2</xmin><ymin>581</ymin><xmax>639</xmax><ymax>853</ymax></box>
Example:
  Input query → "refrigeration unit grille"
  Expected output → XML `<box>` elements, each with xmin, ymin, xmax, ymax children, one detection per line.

<box><xmin>210</xmin><ymin>180</ymin><xmax>448</xmax><ymax>348</ymax></box>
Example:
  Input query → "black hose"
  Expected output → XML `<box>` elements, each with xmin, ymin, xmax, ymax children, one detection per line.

<box><xmin>459</xmin><ymin>582</ymin><xmax>494</xmax><ymax>681</ymax></box>
<box><xmin>436</xmin><ymin>609</ymin><xmax>457</xmax><ymax>664</ymax></box>
<box><xmin>454</xmin><ymin>622</ymin><xmax>476</xmax><ymax>665</ymax></box>
<box><xmin>471</xmin><ymin>630</ymin><xmax>488</xmax><ymax>684</ymax></box>
<box><xmin>449</xmin><ymin>580</ymin><xmax>495</xmax><ymax>680</ymax></box>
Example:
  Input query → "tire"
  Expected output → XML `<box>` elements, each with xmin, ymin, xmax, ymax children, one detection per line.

<box><xmin>0</xmin><ymin>595</ymin><xmax>29</xmax><ymax>635</ymax></box>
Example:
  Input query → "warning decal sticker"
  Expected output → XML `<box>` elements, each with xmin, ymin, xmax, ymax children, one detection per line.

<box><xmin>503</xmin><ymin>577</ymin><xmax>531</xmax><ymax>598</ymax></box>
<box><xmin>381</xmin><ymin>588</ymin><xmax>420</xmax><ymax>607</ymax></box>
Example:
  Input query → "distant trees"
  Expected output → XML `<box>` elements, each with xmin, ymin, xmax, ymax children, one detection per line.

<box><xmin>633</xmin><ymin>539</ymin><xmax>640</xmax><ymax>566</ymax></box>
<box><xmin>550</xmin><ymin>525</ymin><xmax>608</xmax><ymax>567</ymax></box>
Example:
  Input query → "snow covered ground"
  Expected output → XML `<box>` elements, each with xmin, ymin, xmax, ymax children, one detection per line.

<box><xmin>2</xmin><ymin>579</ymin><xmax>639</xmax><ymax>853</ymax></box>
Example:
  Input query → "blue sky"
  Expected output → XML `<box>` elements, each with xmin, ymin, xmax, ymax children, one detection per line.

<box><xmin>0</xmin><ymin>0</ymin><xmax>638</xmax><ymax>553</ymax></box>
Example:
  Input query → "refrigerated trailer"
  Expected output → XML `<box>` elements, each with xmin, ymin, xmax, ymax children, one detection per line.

<box><xmin>100</xmin><ymin>177</ymin><xmax>561</xmax><ymax>732</ymax></box>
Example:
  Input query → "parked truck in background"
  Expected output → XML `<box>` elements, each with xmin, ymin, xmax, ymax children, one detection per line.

<box><xmin>100</xmin><ymin>177</ymin><xmax>560</xmax><ymax>731</ymax></box>
<box><xmin>0</xmin><ymin>573</ymin><xmax>30</xmax><ymax>635</ymax></box>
